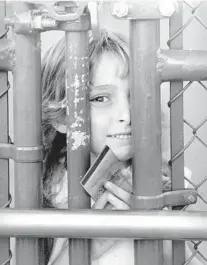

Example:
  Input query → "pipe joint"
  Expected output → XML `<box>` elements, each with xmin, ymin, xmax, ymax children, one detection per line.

<box><xmin>0</xmin><ymin>143</ymin><xmax>44</xmax><ymax>163</ymax></box>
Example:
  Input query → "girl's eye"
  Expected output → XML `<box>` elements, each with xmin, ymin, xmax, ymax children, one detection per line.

<box><xmin>90</xmin><ymin>96</ymin><xmax>109</xmax><ymax>103</ymax></box>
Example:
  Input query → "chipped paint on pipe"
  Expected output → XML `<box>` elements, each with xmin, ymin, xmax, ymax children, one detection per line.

<box><xmin>65</xmin><ymin>42</ymin><xmax>90</xmax><ymax>182</ymax></box>
<box><xmin>65</xmin><ymin>16</ymin><xmax>91</xmax><ymax>265</ymax></box>
<box><xmin>158</xmin><ymin>49</ymin><xmax>207</xmax><ymax>81</ymax></box>
<box><xmin>66</xmin><ymin>66</ymin><xmax>90</xmax><ymax>151</ymax></box>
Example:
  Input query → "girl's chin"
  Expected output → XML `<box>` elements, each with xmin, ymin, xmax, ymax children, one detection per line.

<box><xmin>111</xmin><ymin>146</ymin><xmax>133</xmax><ymax>163</ymax></box>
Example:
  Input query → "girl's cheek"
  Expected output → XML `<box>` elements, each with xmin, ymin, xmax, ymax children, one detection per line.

<box><xmin>91</xmin><ymin>108</ymin><xmax>112</xmax><ymax>126</ymax></box>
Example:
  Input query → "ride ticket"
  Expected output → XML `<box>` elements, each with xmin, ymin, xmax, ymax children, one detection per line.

<box><xmin>80</xmin><ymin>145</ymin><xmax>131</xmax><ymax>202</ymax></box>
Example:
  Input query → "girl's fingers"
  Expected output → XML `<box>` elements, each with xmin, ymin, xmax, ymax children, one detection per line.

<box><xmin>121</xmin><ymin>167</ymin><xmax>132</xmax><ymax>184</ymax></box>
<box><xmin>107</xmin><ymin>193</ymin><xmax>130</xmax><ymax>210</ymax></box>
<box><xmin>104</xmin><ymin>181</ymin><xmax>131</xmax><ymax>206</ymax></box>
<box><xmin>92</xmin><ymin>191</ymin><xmax>109</xmax><ymax>209</ymax></box>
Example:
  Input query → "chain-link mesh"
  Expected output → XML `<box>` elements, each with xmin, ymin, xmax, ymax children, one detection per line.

<box><xmin>167</xmin><ymin>1</ymin><xmax>207</xmax><ymax>264</ymax></box>
<box><xmin>0</xmin><ymin>1</ymin><xmax>207</xmax><ymax>265</ymax></box>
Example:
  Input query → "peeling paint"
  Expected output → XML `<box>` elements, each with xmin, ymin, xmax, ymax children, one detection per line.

<box><xmin>71</xmin><ymin>131</ymin><xmax>89</xmax><ymax>150</ymax></box>
<box><xmin>74</xmin><ymin>97</ymin><xmax>84</xmax><ymax>107</ymax></box>
<box><xmin>72</xmin><ymin>74</ymin><xmax>80</xmax><ymax>89</ymax></box>
<box><xmin>81</xmin><ymin>73</ymin><xmax>87</xmax><ymax>83</ymax></box>
<box><xmin>73</xmin><ymin>56</ymin><xmax>78</xmax><ymax>69</ymax></box>
<box><xmin>71</xmin><ymin>116</ymin><xmax>84</xmax><ymax>129</ymax></box>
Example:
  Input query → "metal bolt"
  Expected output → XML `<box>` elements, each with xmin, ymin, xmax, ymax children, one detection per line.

<box><xmin>41</xmin><ymin>17</ymin><xmax>57</xmax><ymax>28</ymax></box>
<box><xmin>159</xmin><ymin>0</ymin><xmax>177</xmax><ymax>17</ymax></box>
<box><xmin>112</xmin><ymin>3</ymin><xmax>130</xmax><ymax>18</ymax></box>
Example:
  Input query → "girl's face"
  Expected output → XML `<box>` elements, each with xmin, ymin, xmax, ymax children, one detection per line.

<box><xmin>90</xmin><ymin>52</ymin><xmax>132</xmax><ymax>163</ymax></box>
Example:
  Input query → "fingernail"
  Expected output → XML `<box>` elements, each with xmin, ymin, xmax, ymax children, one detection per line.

<box><xmin>104</xmin><ymin>181</ymin><xmax>110</xmax><ymax>189</ymax></box>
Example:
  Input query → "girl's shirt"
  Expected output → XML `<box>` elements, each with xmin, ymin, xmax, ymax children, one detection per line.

<box><xmin>47</xmin><ymin>167</ymin><xmax>206</xmax><ymax>265</ymax></box>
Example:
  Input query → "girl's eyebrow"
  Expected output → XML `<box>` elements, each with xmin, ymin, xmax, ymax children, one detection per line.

<box><xmin>89</xmin><ymin>83</ymin><xmax>116</xmax><ymax>91</ymax></box>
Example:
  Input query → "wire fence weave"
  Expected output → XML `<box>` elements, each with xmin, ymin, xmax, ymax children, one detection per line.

<box><xmin>0</xmin><ymin>1</ymin><xmax>207</xmax><ymax>265</ymax></box>
<box><xmin>168</xmin><ymin>1</ymin><xmax>207</xmax><ymax>264</ymax></box>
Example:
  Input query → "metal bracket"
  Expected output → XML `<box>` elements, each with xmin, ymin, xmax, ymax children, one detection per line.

<box><xmin>131</xmin><ymin>189</ymin><xmax>197</xmax><ymax>210</ymax></box>
<box><xmin>4</xmin><ymin>2</ymin><xmax>90</xmax><ymax>33</ymax></box>
<box><xmin>45</xmin><ymin>1</ymin><xmax>87</xmax><ymax>22</ymax></box>
<box><xmin>4</xmin><ymin>10</ymin><xmax>57</xmax><ymax>34</ymax></box>
<box><xmin>111</xmin><ymin>0</ymin><xmax>178</xmax><ymax>20</ymax></box>
<box><xmin>0</xmin><ymin>143</ymin><xmax>43</xmax><ymax>163</ymax></box>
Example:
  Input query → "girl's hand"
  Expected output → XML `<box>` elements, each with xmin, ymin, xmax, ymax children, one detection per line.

<box><xmin>104</xmin><ymin>181</ymin><xmax>131</xmax><ymax>209</ymax></box>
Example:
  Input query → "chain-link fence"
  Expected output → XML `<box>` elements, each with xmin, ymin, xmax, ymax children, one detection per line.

<box><xmin>0</xmin><ymin>1</ymin><xmax>207</xmax><ymax>265</ymax></box>
<box><xmin>166</xmin><ymin>1</ymin><xmax>207</xmax><ymax>264</ymax></box>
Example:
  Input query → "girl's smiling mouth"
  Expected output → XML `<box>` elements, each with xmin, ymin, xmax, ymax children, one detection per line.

<box><xmin>107</xmin><ymin>133</ymin><xmax>131</xmax><ymax>139</ymax></box>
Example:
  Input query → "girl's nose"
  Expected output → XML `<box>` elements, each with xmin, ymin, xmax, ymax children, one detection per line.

<box><xmin>116</xmin><ymin>97</ymin><xmax>131</xmax><ymax>125</ymax></box>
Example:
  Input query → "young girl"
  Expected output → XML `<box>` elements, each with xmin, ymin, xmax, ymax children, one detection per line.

<box><xmin>42</xmin><ymin>29</ymin><xmax>194</xmax><ymax>265</ymax></box>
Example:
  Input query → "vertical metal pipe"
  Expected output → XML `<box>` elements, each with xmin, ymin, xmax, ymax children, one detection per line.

<box><xmin>169</xmin><ymin>3</ymin><xmax>185</xmax><ymax>265</ymax></box>
<box><xmin>65</xmin><ymin>15</ymin><xmax>91</xmax><ymax>265</ymax></box>
<box><xmin>130</xmin><ymin>20</ymin><xmax>163</xmax><ymax>265</ymax></box>
<box><xmin>13</xmin><ymin>3</ymin><xmax>42</xmax><ymax>265</ymax></box>
<box><xmin>0</xmin><ymin>2</ymin><xmax>10</xmax><ymax>265</ymax></box>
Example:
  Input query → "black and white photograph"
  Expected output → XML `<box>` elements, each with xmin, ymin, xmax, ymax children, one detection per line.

<box><xmin>0</xmin><ymin>1</ymin><xmax>207</xmax><ymax>264</ymax></box>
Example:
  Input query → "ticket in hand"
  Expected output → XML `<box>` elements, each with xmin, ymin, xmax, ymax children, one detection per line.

<box><xmin>80</xmin><ymin>145</ymin><xmax>131</xmax><ymax>201</ymax></box>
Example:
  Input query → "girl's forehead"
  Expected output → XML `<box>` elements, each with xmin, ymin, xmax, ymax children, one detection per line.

<box><xmin>90</xmin><ymin>52</ymin><xmax>128</xmax><ymax>85</ymax></box>
<box><xmin>98</xmin><ymin>52</ymin><xmax>123</xmax><ymax>69</ymax></box>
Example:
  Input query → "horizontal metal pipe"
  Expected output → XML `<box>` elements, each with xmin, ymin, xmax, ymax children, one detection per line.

<box><xmin>159</xmin><ymin>49</ymin><xmax>207</xmax><ymax>81</ymax></box>
<box><xmin>0</xmin><ymin>38</ymin><xmax>14</xmax><ymax>71</ymax></box>
<box><xmin>0</xmin><ymin>209</ymin><xmax>207</xmax><ymax>240</ymax></box>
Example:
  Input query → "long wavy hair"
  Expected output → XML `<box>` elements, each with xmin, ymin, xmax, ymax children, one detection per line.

<box><xmin>42</xmin><ymin>29</ymin><xmax>129</xmax><ymax>209</ymax></box>
<box><xmin>41</xmin><ymin>28</ymin><xmax>170</xmax><ymax>263</ymax></box>
<box><xmin>42</xmin><ymin>30</ymin><xmax>130</xmax><ymax>263</ymax></box>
